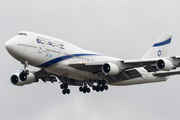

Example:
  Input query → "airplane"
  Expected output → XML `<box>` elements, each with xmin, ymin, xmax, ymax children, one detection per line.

<box><xmin>5</xmin><ymin>31</ymin><xmax>180</xmax><ymax>95</ymax></box>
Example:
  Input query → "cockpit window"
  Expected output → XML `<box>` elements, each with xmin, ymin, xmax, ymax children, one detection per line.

<box><xmin>17</xmin><ymin>33</ymin><xmax>27</xmax><ymax>36</ymax></box>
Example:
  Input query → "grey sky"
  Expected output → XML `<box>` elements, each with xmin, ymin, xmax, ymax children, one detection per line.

<box><xmin>1</xmin><ymin>0</ymin><xmax>180</xmax><ymax>120</ymax></box>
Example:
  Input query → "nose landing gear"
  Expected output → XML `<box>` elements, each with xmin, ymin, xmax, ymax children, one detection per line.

<box><xmin>19</xmin><ymin>61</ymin><xmax>29</xmax><ymax>81</ymax></box>
<box><xmin>19</xmin><ymin>70</ymin><xmax>29</xmax><ymax>81</ymax></box>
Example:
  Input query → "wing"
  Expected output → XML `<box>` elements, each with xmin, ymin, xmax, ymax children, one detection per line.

<box><xmin>69</xmin><ymin>57</ymin><xmax>180</xmax><ymax>73</ymax></box>
<box><xmin>69</xmin><ymin>57</ymin><xmax>173</xmax><ymax>74</ymax></box>
<box><xmin>124</xmin><ymin>56</ymin><xmax>180</xmax><ymax>72</ymax></box>
<box><xmin>69</xmin><ymin>56</ymin><xmax>180</xmax><ymax>84</ymax></box>
<box><xmin>69</xmin><ymin>61</ymin><xmax>142</xmax><ymax>83</ymax></box>
<box><xmin>123</xmin><ymin>58</ymin><xmax>158</xmax><ymax>72</ymax></box>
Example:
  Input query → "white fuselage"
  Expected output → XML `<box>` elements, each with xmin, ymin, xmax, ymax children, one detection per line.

<box><xmin>5</xmin><ymin>31</ymin><xmax>168</xmax><ymax>86</ymax></box>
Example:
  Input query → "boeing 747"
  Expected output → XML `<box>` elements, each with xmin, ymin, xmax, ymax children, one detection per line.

<box><xmin>5</xmin><ymin>31</ymin><xmax>180</xmax><ymax>94</ymax></box>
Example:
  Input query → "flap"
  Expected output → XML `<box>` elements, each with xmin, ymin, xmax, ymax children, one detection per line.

<box><xmin>123</xmin><ymin>58</ymin><xmax>159</xmax><ymax>67</ymax></box>
<box><xmin>34</xmin><ymin>69</ymin><xmax>57</xmax><ymax>83</ymax></box>
<box><xmin>175</xmin><ymin>56</ymin><xmax>180</xmax><ymax>59</ymax></box>
<box><xmin>69</xmin><ymin>61</ymin><xmax>104</xmax><ymax>73</ymax></box>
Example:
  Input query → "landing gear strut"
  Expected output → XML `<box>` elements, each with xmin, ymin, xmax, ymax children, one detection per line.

<box><xmin>92</xmin><ymin>80</ymin><xmax>108</xmax><ymax>92</ymax></box>
<box><xmin>79</xmin><ymin>83</ymin><xmax>91</xmax><ymax>94</ymax></box>
<box><xmin>60</xmin><ymin>83</ymin><xmax>70</xmax><ymax>95</ymax></box>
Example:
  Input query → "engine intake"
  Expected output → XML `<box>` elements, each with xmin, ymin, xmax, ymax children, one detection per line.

<box><xmin>156</xmin><ymin>59</ymin><xmax>173</xmax><ymax>71</ymax></box>
<box><xmin>102</xmin><ymin>63</ymin><xmax>120</xmax><ymax>75</ymax></box>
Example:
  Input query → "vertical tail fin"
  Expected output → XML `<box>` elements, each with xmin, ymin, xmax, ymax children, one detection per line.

<box><xmin>142</xmin><ymin>33</ymin><xmax>172</xmax><ymax>59</ymax></box>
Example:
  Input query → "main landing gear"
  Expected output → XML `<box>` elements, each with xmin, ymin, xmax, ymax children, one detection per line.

<box><xmin>92</xmin><ymin>80</ymin><xmax>108</xmax><ymax>92</ymax></box>
<box><xmin>78</xmin><ymin>80</ymin><xmax>108</xmax><ymax>94</ymax></box>
<box><xmin>79</xmin><ymin>83</ymin><xmax>91</xmax><ymax>94</ymax></box>
<box><xmin>60</xmin><ymin>83</ymin><xmax>70</xmax><ymax>95</ymax></box>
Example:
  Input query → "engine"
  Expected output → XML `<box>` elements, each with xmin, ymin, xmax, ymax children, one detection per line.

<box><xmin>10</xmin><ymin>69</ymin><xmax>37</xmax><ymax>86</ymax></box>
<box><xmin>102</xmin><ymin>63</ymin><xmax>120</xmax><ymax>75</ymax></box>
<box><xmin>156</xmin><ymin>59</ymin><xmax>174</xmax><ymax>71</ymax></box>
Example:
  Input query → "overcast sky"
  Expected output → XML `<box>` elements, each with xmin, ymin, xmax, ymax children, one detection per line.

<box><xmin>1</xmin><ymin>0</ymin><xmax>180</xmax><ymax>120</ymax></box>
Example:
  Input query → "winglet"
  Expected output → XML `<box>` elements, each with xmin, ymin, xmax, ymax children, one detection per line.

<box><xmin>142</xmin><ymin>33</ymin><xmax>172</xmax><ymax>59</ymax></box>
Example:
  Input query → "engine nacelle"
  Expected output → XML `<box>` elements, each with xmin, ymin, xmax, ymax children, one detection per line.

<box><xmin>102</xmin><ymin>63</ymin><xmax>120</xmax><ymax>75</ymax></box>
<box><xmin>10</xmin><ymin>69</ymin><xmax>37</xmax><ymax>86</ymax></box>
<box><xmin>156</xmin><ymin>59</ymin><xmax>174</xmax><ymax>71</ymax></box>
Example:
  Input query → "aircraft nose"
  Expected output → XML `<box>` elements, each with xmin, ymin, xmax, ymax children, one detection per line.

<box><xmin>5</xmin><ymin>40</ymin><xmax>13</xmax><ymax>53</ymax></box>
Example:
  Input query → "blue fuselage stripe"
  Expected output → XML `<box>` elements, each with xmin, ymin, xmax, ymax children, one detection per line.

<box><xmin>153</xmin><ymin>38</ymin><xmax>171</xmax><ymax>47</ymax></box>
<box><xmin>37</xmin><ymin>54</ymin><xmax>100</xmax><ymax>68</ymax></box>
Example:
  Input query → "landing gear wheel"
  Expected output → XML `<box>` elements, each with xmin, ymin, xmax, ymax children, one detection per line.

<box><xmin>66</xmin><ymin>89</ymin><xmax>70</xmax><ymax>94</ymax></box>
<box><xmin>104</xmin><ymin>85</ymin><xmax>108</xmax><ymax>90</ymax></box>
<box><xmin>83</xmin><ymin>88</ymin><xmax>86</xmax><ymax>93</ymax></box>
<box><xmin>79</xmin><ymin>86</ymin><xmax>83</xmax><ymax>92</ymax></box>
<box><xmin>93</xmin><ymin>80</ymin><xmax>108</xmax><ymax>93</ymax></box>
<box><xmin>25</xmin><ymin>70</ymin><xmax>29</xmax><ymax>75</ymax></box>
<box><xmin>102</xmin><ymin>80</ymin><xmax>106</xmax><ymax>85</ymax></box>
<box><xmin>64</xmin><ymin>83</ymin><xmax>68</xmax><ymax>89</ymax></box>
<box><xmin>21</xmin><ymin>61</ymin><xmax>29</xmax><ymax>80</ymax></box>
<box><xmin>98</xmin><ymin>80</ymin><xmax>102</xmax><ymax>85</ymax></box>
<box><xmin>60</xmin><ymin>83</ymin><xmax>70</xmax><ymax>95</ymax></box>
<box><xmin>62</xmin><ymin>89</ymin><xmax>70</xmax><ymax>94</ymax></box>
<box><xmin>100</xmin><ymin>86</ymin><xmax>104</xmax><ymax>92</ymax></box>
<box><xmin>92</xmin><ymin>85</ymin><xmax>96</xmax><ymax>90</ymax></box>
<box><xmin>62</xmin><ymin>89</ymin><xmax>66</xmax><ymax>94</ymax></box>
<box><xmin>96</xmin><ymin>86</ymin><xmax>99</xmax><ymax>92</ymax></box>
<box><xmin>96</xmin><ymin>85</ymin><xmax>100</xmax><ymax>90</ymax></box>
<box><xmin>87</xmin><ymin>88</ymin><xmax>90</xmax><ymax>93</ymax></box>
<box><xmin>19</xmin><ymin>72</ymin><xmax>27</xmax><ymax>81</ymax></box>
<box><xmin>60</xmin><ymin>84</ymin><xmax>64</xmax><ymax>89</ymax></box>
